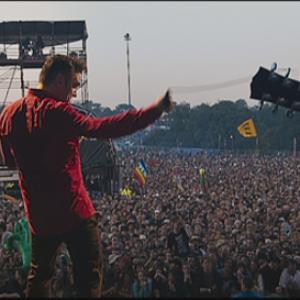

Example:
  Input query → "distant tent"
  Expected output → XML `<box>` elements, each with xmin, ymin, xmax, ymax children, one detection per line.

<box><xmin>80</xmin><ymin>138</ymin><xmax>120</xmax><ymax>195</ymax></box>
<box><xmin>74</xmin><ymin>104</ymin><xmax>120</xmax><ymax>195</ymax></box>
<box><xmin>80</xmin><ymin>138</ymin><xmax>116</xmax><ymax>173</ymax></box>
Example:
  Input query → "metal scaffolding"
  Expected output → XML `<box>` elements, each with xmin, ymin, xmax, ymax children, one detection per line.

<box><xmin>0</xmin><ymin>20</ymin><xmax>89</xmax><ymax>103</ymax></box>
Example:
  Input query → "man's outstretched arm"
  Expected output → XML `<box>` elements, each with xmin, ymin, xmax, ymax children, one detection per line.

<box><xmin>53</xmin><ymin>90</ymin><xmax>176</xmax><ymax>139</ymax></box>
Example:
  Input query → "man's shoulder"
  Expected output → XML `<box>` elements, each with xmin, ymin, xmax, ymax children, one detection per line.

<box><xmin>2</xmin><ymin>98</ymin><xmax>24</xmax><ymax>112</ymax></box>
<box><xmin>0</xmin><ymin>98</ymin><xmax>25</xmax><ymax>126</ymax></box>
<box><xmin>40</xmin><ymin>98</ymin><xmax>74</xmax><ymax>115</ymax></box>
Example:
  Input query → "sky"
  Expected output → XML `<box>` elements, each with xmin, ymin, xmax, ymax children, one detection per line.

<box><xmin>0</xmin><ymin>1</ymin><xmax>300</xmax><ymax>109</ymax></box>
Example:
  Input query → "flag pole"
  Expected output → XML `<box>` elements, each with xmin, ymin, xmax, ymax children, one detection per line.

<box><xmin>255</xmin><ymin>136</ymin><xmax>259</xmax><ymax>155</ymax></box>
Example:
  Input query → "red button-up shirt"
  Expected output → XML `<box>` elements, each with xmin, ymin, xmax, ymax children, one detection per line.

<box><xmin>0</xmin><ymin>89</ymin><xmax>163</xmax><ymax>236</ymax></box>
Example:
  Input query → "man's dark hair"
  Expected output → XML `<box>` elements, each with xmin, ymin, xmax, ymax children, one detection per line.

<box><xmin>39</xmin><ymin>54</ymin><xmax>85</xmax><ymax>86</ymax></box>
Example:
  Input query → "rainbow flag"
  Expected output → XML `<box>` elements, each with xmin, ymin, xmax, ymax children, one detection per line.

<box><xmin>133</xmin><ymin>160</ymin><xmax>149</xmax><ymax>186</ymax></box>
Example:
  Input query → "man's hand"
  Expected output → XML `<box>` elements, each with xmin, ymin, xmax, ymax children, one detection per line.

<box><xmin>156</xmin><ymin>89</ymin><xmax>176</xmax><ymax>113</ymax></box>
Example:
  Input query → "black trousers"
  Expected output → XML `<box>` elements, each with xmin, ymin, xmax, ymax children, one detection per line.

<box><xmin>25</xmin><ymin>215</ymin><xmax>101</xmax><ymax>298</ymax></box>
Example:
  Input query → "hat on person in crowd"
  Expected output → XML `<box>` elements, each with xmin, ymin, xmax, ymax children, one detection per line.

<box><xmin>278</xmin><ymin>217</ymin><xmax>285</xmax><ymax>222</ymax></box>
<box><xmin>265</xmin><ymin>238</ymin><xmax>272</xmax><ymax>244</ymax></box>
<box><xmin>191</xmin><ymin>235</ymin><xmax>200</xmax><ymax>241</ymax></box>
<box><xmin>127</xmin><ymin>219</ymin><xmax>135</xmax><ymax>225</ymax></box>
<box><xmin>232</xmin><ymin>229</ymin><xmax>239</xmax><ymax>235</ymax></box>
<box><xmin>215</xmin><ymin>239</ymin><xmax>226</xmax><ymax>249</ymax></box>
<box><xmin>246</xmin><ymin>218</ymin><xmax>254</xmax><ymax>225</ymax></box>
<box><xmin>111</xmin><ymin>225</ymin><xmax>118</xmax><ymax>232</ymax></box>
<box><xmin>257</xmin><ymin>198</ymin><xmax>264</xmax><ymax>204</ymax></box>
<box><xmin>139</xmin><ymin>234</ymin><xmax>146</xmax><ymax>240</ymax></box>
<box><xmin>108</xmin><ymin>254</ymin><xmax>122</xmax><ymax>265</ymax></box>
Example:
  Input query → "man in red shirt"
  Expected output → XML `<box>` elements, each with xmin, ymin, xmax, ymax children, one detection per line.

<box><xmin>0</xmin><ymin>54</ymin><xmax>175</xmax><ymax>297</ymax></box>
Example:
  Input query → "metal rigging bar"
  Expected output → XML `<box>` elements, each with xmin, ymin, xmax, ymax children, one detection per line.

<box><xmin>3</xmin><ymin>65</ymin><xmax>17</xmax><ymax>106</ymax></box>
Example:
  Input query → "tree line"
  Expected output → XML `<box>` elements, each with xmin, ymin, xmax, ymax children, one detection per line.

<box><xmin>143</xmin><ymin>99</ymin><xmax>300</xmax><ymax>152</ymax></box>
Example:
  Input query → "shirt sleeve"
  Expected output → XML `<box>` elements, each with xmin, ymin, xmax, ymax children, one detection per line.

<box><xmin>50</xmin><ymin>102</ymin><xmax>164</xmax><ymax>140</ymax></box>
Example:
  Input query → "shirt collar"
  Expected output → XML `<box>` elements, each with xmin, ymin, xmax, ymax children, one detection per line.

<box><xmin>27</xmin><ymin>88</ymin><xmax>63</xmax><ymax>102</ymax></box>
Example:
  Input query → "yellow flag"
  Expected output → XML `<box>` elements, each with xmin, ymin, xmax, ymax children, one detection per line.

<box><xmin>237</xmin><ymin>118</ymin><xmax>257</xmax><ymax>138</ymax></box>
<box><xmin>120</xmin><ymin>187</ymin><xmax>133</xmax><ymax>197</ymax></box>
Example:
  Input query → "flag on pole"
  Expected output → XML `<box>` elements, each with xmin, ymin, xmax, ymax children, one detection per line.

<box><xmin>139</xmin><ymin>160</ymin><xmax>149</xmax><ymax>175</ymax></box>
<box><xmin>133</xmin><ymin>160</ymin><xmax>149</xmax><ymax>187</ymax></box>
<box><xmin>199</xmin><ymin>168</ymin><xmax>208</xmax><ymax>193</ymax></box>
<box><xmin>237</xmin><ymin>118</ymin><xmax>257</xmax><ymax>138</ymax></box>
<box><xmin>120</xmin><ymin>187</ymin><xmax>133</xmax><ymax>197</ymax></box>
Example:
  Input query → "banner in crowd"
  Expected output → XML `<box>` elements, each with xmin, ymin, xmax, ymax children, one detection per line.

<box><xmin>3</xmin><ymin>218</ymin><xmax>32</xmax><ymax>274</ymax></box>
<box><xmin>133</xmin><ymin>159</ymin><xmax>149</xmax><ymax>187</ymax></box>
<box><xmin>1</xmin><ymin>193</ymin><xmax>18</xmax><ymax>204</ymax></box>
<box><xmin>199</xmin><ymin>167</ymin><xmax>208</xmax><ymax>193</ymax></box>
<box><xmin>237</xmin><ymin>118</ymin><xmax>257</xmax><ymax>138</ymax></box>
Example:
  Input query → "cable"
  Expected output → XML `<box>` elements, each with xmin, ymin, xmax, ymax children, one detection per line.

<box><xmin>3</xmin><ymin>66</ymin><xmax>17</xmax><ymax>106</ymax></box>
<box><xmin>169</xmin><ymin>68</ymin><xmax>294</xmax><ymax>94</ymax></box>
<box><xmin>0</xmin><ymin>67</ymin><xmax>14</xmax><ymax>82</ymax></box>
<box><xmin>170</xmin><ymin>76</ymin><xmax>251</xmax><ymax>94</ymax></box>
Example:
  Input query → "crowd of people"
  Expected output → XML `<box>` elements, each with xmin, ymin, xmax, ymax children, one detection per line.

<box><xmin>1</xmin><ymin>148</ymin><xmax>300</xmax><ymax>297</ymax></box>
<box><xmin>20</xmin><ymin>35</ymin><xmax>44</xmax><ymax>58</ymax></box>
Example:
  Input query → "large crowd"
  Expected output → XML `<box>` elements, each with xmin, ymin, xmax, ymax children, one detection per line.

<box><xmin>1</xmin><ymin>148</ymin><xmax>300</xmax><ymax>297</ymax></box>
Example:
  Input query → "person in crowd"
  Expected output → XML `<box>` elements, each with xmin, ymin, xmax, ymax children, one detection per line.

<box><xmin>152</xmin><ymin>258</ymin><xmax>168</xmax><ymax>298</ymax></box>
<box><xmin>198</xmin><ymin>255</ymin><xmax>222</xmax><ymax>297</ymax></box>
<box><xmin>278</xmin><ymin>257</ymin><xmax>300</xmax><ymax>297</ymax></box>
<box><xmin>34</xmin><ymin>35</ymin><xmax>44</xmax><ymax>57</ymax></box>
<box><xmin>132</xmin><ymin>269</ymin><xmax>153</xmax><ymax>298</ymax></box>
<box><xmin>232</xmin><ymin>275</ymin><xmax>263</xmax><ymax>298</ymax></box>
<box><xmin>167</xmin><ymin>219</ymin><xmax>190</xmax><ymax>258</ymax></box>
